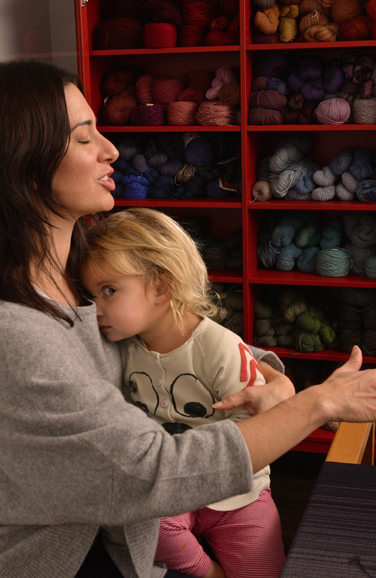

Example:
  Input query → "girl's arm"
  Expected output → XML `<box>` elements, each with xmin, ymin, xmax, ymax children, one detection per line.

<box><xmin>214</xmin><ymin>360</ymin><xmax>295</xmax><ymax>415</ymax></box>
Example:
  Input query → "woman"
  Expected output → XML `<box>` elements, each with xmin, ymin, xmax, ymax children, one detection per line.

<box><xmin>0</xmin><ymin>60</ymin><xmax>375</xmax><ymax>578</ymax></box>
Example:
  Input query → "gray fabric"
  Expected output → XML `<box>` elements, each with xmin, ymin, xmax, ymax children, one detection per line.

<box><xmin>0</xmin><ymin>300</ymin><xmax>255</xmax><ymax>578</ymax></box>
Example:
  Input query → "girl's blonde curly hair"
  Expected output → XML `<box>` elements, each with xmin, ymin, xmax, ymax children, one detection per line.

<box><xmin>83</xmin><ymin>208</ymin><xmax>218</xmax><ymax>328</ymax></box>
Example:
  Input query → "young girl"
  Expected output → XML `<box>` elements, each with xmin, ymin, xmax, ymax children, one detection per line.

<box><xmin>80</xmin><ymin>207</ymin><xmax>287</xmax><ymax>578</ymax></box>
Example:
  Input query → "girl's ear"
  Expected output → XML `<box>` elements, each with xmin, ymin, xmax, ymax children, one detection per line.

<box><xmin>154</xmin><ymin>277</ymin><xmax>171</xmax><ymax>304</ymax></box>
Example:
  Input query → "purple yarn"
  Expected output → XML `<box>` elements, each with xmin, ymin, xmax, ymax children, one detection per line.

<box><xmin>185</xmin><ymin>138</ymin><xmax>215</xmax><ymax>166</ymax></box>
<box><xmin>323</xmin><ymin>58</ymin><xmax>344</xmax><ymax>93</ymax></box>
<box><xmin>341</xmin><ymin>51</ymin><xmax>374</xmax><ymax>85</ymax></box>
<box><xmin>144</xmin><ymin>141</ymin><xmax>168</xmax><ymax>167</ymax></box>
<box><xmin>301</xmin><ymin>78</ymin><xmax>326</xmax><ymax>102</ymax></box>
<box><xmin>253</xmin><ymin>51</ymin><xmax>291</xmax><ymax>80</ymax></box>
<box><xmin>297</xmin><ymin>56</ymin><xmax>323</xmax><ymax>82</ymax></box>
<box><xmin>113</xmin><ymin>158</ymin><xmax>131</xmax><ymax>172</ymax></box>
<box><xmin>252</xmin><ymin>31</ymin><xmax>276</xmax><ymax>44</ymax></box>
<box><xmin>329</xmin><ymin>147</ymin><xmax>354</xmax><ymax>175</ymax></box>
<box><xmin>206</xmin><ymin>178</ymin><xmax>228</xmax><ymax>197</ymax></box>
<box><xmin>117</xmin><ymin>137</ymin><xmax>142</xmax><ymax>160</ymax></box>
<box><xmin>158</xmin><ymin>159</ymin><xmax>184</xmax><ymax>176</ymax></box>
<box><xmin>131</xmin><ymin>153</ymin><xmax>150</xmax><ymax>173</ymax></box>
<box><xmin>286</xmin><ymin>69</ymin><xmax>305</xmax><ymax>92</ymax></box>
<box><xmin>350</xmin><ymin>149</ymin><xmax>375</xmax><ymax>180</ymax></box>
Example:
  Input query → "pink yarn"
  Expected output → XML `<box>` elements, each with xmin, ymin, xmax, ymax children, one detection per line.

<box><xmin>251</xmin><ymin>76</ymin><xmax>269</xmax><ymax>91</ymax></box>
<box><xmin>152</xmin><ymin>77</ymin><xmax>186</xmax><ymax>103</ymax></box>
<box><xmin>314</xmin><ymin>98</ymin><xmax>351</xmax><ymax>124</ymax></box>
<box><xmin>205</xmin><ymin>66</ymin><xmax>237</xmax><ymax>99</ymax></box>
<box><xmin>167</xmin><ymin>101</ymin><xmax>198</xmax><ymax>125</ymax></box>
<box><xmin>196</xmin><ymin>100</ymin><xmax>237</xmax><ymax>125</ymax></box>
<box><xmin>135</xmin><ymin>74</ymin><xmax>154</xmax><ymax>104</ymax></box>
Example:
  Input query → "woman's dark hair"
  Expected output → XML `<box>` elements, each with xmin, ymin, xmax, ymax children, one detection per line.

<box><xmin>0</xmin><ymin>59</ymin><xmax>88</xmax><ymax>325</ymax></box>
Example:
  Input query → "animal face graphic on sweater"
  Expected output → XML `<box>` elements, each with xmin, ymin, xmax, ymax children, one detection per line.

<box><xmin>120</xmin><ymin>317</ymin><xmax>266</xmax><ymax>435</ymax></box>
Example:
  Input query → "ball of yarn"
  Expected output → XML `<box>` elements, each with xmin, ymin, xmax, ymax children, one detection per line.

<box><xmin>196</xmin><ymin>101</ymin><xmax>237</xmax><ymax>125</ymax></box>
<box><xmin>167</xmin><ymin>101</ymin><xmax>198</xmax><ymax>125</ymax></box>
<box><xmin>143</xmin><ymin>23</ymin><xmax>177</xmax><ymax>48</ymax></box>
<box><xmin>304</xmin><ymin>22</ymin><xmax>339</xmax><ymax>41</ymax></box>
<box><xmin>249</xmin><ymin>90</ymin><xmax>287</xmax><ymax>110</ymax></box>
<box><xmin>177</xmin><ymin>87</ymin><xmax>205</xmax><ymax>104</ymax></box>
<box><xmin>316</xmin><ymin>248</ymin><xmax>352</xmax><ymax>277</ymax></box>
<box><xmin>205</xmin><ymin>30</ymin><xmax>239</xmax><ymax>45</ymax></box>
<box><xmin>135</xmin><ymin>75</ymin><xmax>154</xmax><ymax>104</ymax></box>
<box><xmin>96</xmin><ymin>17</ymin><xmax>144</xmax><ymax>49</ymax></box>
<box><xmin>102</xmin><ymin>92</ymin><xmax>137</xmax><ymax>125</ymax></box>
<box><xmin>340</xmin><ymin>16</ymin><xmax>372</xmax><ymax>40</ymax></box>
<box><xmin>252</xmin><ymin>180</ymin><xmax>273</xmax><ymax>201</ymax></box>
<box><xmin>254</xmin><ymin>4</ymin><xmax>280</xmax><ymax>34</ymax></box>
<box><xmin>331</xmin><ymin>0</ymin><xmax>364</xmax><ymax>24</ymax></box>
<box><xmin>132</xmin><ymin>103</ymin><xmax>165</xmax><ymax>125</ymax></box>
<box><xmin>182</xmin><ymin>0</ymin><xmax>218</xmax><ymax>26</ymax></box>
<box><xmin>353</xmin><ymin>98</ymin><xmax>376</xmax><ymax>123</ymax></box>
<box><xmin>184</xmin><ymin>137</ymin><xmax>215</xmax><ymax>166</ymax></box>
<box><xmin>248</xmin><ymin>108</ymin><xmax>283</xmax><ymax>125</ymax></box>
<box><xmin>365</xmin><ymin>255</ymin><xmax>376</xmax><ymax>278</ymax></box>
<box><xmin>314</xmin><ymin>98</ymin><xmax>351</xmax><ymax>125</ymax></box>
<box><xmin>178</xmin><ymin>24</ymin><xmax>206</xmax><ymax>46</ymax></box>
<box><xmin>341</xmin><ymin>51</ymin><xmax>375</xmax><ymax>84</ymax></box>
<box><xmin>152</xmin><ymin>77</ymin><xmax>186</xmax><ymax>103</ymax></box>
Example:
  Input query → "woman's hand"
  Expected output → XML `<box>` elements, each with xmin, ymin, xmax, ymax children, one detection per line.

<box><xmin>213</xmin><ymin>361</ymin><xmax>295</xmax><ymax>415</ymax></box>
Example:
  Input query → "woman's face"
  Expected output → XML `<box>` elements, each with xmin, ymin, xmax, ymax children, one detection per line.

<box><xmin>51</xmin><ymin>83</ymin><xmax>119</xmax><ymax>220</ymax></box>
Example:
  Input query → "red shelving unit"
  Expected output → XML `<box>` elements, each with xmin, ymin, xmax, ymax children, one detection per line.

<box><xmin>75</xmin><ymin>0</ymin><xmax>376</xmax><ymax>453</ymax></box>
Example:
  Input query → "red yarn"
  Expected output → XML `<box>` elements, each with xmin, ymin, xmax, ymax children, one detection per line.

<box><xmin>366</xmin><ymin>0</ymin><xmax>376</xmax><ymax>20</ymax></box>
<box><xmin>141</xmin><ymin>0</ymin><xmax>184</xmax><ymax>27</ymax></box>
<box><xmin>211</xmin><ymin>14</ymin><xmax>230</xmax><ymax>30</ymax></box>
<box><xmin>102</xmin><ymin>65</ymin><xmax>143</xmax><ymax>95</ymax></box>
<box><xmin>184</xmin><ymin>70</ymin><xmax>215</xmax><ymax>93</ymax></box>
<box><xmin>177</xmin><ymin>87</ymin><xmax>205</xmax><ymax>104</ymax></box>
<box><xmin>340</xmin><ymin>16</ymin><xmax>373</xmax><ymax>40</ymax></box>
<box><xmin>372</xmin><ymin>18</ymin><xmax>376</xmax><ymax>38</ymax></box>
<box><xmin>96</xmin><ymin>17</ymin><xmax>144</xmax><ymax>49</ymax></box>
<box><xmin>152</xmin><ymin>77</ymin><xmax>186</xmax><ymax>103</ymax></box>
<box><xmin>182</xmin><ymin>0</ymin><xmax>219</xmax><ymax>26</ymax></box>
<box><xmin>220</xmin><ymin>0</ymin><xmax>238</xmax><ymax>16</ymax></box>
<box><xmin>143</xmin><ymin>23</ymin><xmax>177</xmax><ymax>47</ymax></box>
<box><xmin>103</xmin><ymin>0</ymin><xmax>143</xmax><ymax>18</ymax></box>
<box><xmin>228</xmin><ymin>13</ymin><xmax>240</xmax><ymax>32</ymax></box>
<box><xmin>102</xmin><ymin>92</ymin><xmax>137</xmax><ymax>125</ymax></box>
<box><xmin>283</xmin><ymin>110</ymin><xmax>300</xmax><ymax>123</ymax></box>
<box><xmin>135</xmin><ymin>75</ymin><xmax>154</xmax><ymax>104</ymax></box>
<box><xmin>204</xmin><ymin>30</ymin><xmax>239</xmax><ymax>45</ymax></box>
<box><xmin>248</xmin><ymin>107</ymin><xmax>283</xmax><ymax>125</ymax></box>
<box><xmin>178</xmin><ymin>25</ymin><xmax>206</xmax><ymax>46</ymax></box>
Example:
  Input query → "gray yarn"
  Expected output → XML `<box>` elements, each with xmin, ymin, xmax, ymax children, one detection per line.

<box><xmin>320</xmin><ymin>219</ymin><xmax>343</xmax><ymax>249</ymax></box>
<box><xmin>365</xmin><ymin>255</ymin><xmax>376</xmax><ymax>278</ymax></box>
<box><xmin>315</xmin><ymin>248</ymin><xmax>352</xmax><ymax>277</ymax></box>
<box><xmin>311</xmin><ymin>186</ymin><xmax>336</xmax><ymax>201</ymax></box>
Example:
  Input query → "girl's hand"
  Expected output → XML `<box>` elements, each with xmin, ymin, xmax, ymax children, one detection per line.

<box><xmin>213</xmin><ymin>361</ymin><xmax>295</xmax><ymax>415</ymax></box>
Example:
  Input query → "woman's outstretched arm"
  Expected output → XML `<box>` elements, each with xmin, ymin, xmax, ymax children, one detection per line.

<box><xmin>231</xmin><ymin>346</ymin><xmax>376</xmax><ymax>473</ymax></box>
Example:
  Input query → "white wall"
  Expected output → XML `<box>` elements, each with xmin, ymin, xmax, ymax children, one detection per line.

<box><xmin>0</xmin><ymin>0</ymin><xmax>77</xmax><ymax>73</ymax></box>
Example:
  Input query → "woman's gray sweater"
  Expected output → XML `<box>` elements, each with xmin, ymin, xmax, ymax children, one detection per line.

<box><xmin>0</xmin><ymin>299</ymin><xmax>282</xmax><ymax>578</ymax></box>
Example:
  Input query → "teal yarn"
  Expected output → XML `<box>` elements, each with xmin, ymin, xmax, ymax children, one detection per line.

<box><xmin>295</xmin><ymin>223</ymin><xmax>321</xmax><ymax>249</ymax></box>
<box><xmin>276</xmin><ymin>243</ymin><xmax>302</xmax><ymax>271</ymax></box>
<box><xmin>320</xmin><ymin>219</ymin><xmax>343</xmax><ymax>249</ymax></box>
<box><xmin>315</xmin><ymin>248</ymin><xmax>352</xmax><ymax>277</ymax></box>
<box><xmin>271</xmin><ymin>213</ymin><xmax>306</xmax><ymax>247</ymax></box>
<box><xmin>365</xmin><ymin>255</ymin><xmax>376</xmax><ymax>278</ymax></box>
<box><xmin>296</xmin><ymin>246</ymin><xmax>320</xmax><ymax>273</ymax></box>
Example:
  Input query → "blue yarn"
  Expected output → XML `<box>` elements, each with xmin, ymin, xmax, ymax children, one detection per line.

<box><xmin>329</xmin><ymin>147</ymin><xmax>354</xmax><ymax>176</ymax></box>
<box><xmin>206</xmin><ymin>178</ymin><xmax>228</xmax><ymax>198</ymax></box>
<box><xmin>122</xmin><ymin>173</ymin><xmax>150</xmax><ymax>199</ymax></box>
<box><xmin>295</xmin><ymin>170</ymin><xmax>316</xmax><ymax>195</ymax></box>
<box><xmin>184</xmin><ymin>137</ymin><xmax>215</xmax><ymax>166</ymax></box>
<box><xmin>297</xmin><ymin>246</ymin><xmax>320</xmax><ymax>273</ymax></box>
<box><xmin>356</xmin><ymin>180</ymin><xmax>376</xmax><ymax>202</ymax></box>
<box><xmin>113</xmin><ymin>158</ymin><xmax>131</xmax><ymax>173</ymax></box>
<box><xmin>349</xmin><ymin>149</ymin><xmax>374</xmax><ymax>180</ymax></box>
<box><xmin>276</xmin><ymin>243</ymin><xmax>302</xmax><ymax>271</ymax></box>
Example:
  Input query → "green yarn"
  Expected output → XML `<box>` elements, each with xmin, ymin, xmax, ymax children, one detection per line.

<box><xmin>295</xmin><ymin>224</ymin><xmax>321</xmax><ymax>249</ymax></box>
<box><xmin>319</xmin><ymin>321</ymin><xmax>336</xmax><ymax>345</ymax></box>
<box><xmin>293</xmin><ymin>330</ymin><xmax>325</xmax><ymax>353</ymax></box>
<box><xmin>254</xmin><ymin>300</ymin><xmax>274</xmax><ymax>320</ymax></box>
<box><xmin>254</xmin><ymin>319</ymin><xmax>275</xmax><ymax>337</ymax></box>
<box><xmin>296</xmin><ymin>311</ymin><xmax>322</xmax><ymax>333</ymax></box>
<box><xmin>226</xmin><ymin>292</ymin><xmax>244</xmax><ymax>311</ymax></box>
<box><xmin>254</xmin><ymin>335</ymin><xmax>278</xmax><ymax>348</ymax></box>
<box><xmin>284</xmin><ymin>298</ymin><xmax>307</xmax><ymax>324</ymax></box>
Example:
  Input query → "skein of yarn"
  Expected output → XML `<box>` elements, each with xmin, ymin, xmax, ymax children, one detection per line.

<box><xmin>314</xmin><ymin>98</ymin><xmax>351</xmax><ymax>124</ymax></box>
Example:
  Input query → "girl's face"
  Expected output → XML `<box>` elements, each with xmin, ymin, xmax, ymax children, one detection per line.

<box><xmin>80</xmin><ymin>265</ymin><xmax>170</xmax><ymax>344</ymax></box>
<box><xmin>51</xmin><ymin>84</ymin><xmax>119</xmax><ymax>220</ymax></box>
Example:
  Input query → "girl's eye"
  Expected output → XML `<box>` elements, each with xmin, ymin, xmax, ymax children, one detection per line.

<box><xmin>79</xmin><ymin>140</ymin><xmax>90</xmax><ymax>144</ymax></box>
<box><xmin>103</xmin><ymin>287</ymin><xmax>116</xmax><ymax>296</ymax></box>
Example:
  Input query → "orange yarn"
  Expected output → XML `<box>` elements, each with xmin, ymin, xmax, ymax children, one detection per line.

<box><xmin>299</xmin><ymin>0</ymin><xmax>331</xmax><ymax>16</ymax></box>
<box><xmin>340</xmin><ymin>15</ymin><xmax>373</xmax><ymax>39</ymax></box>
<box><xmin>280</xmin><ymin>4</ymin><xmax>300</xmax><ymax>17</ymax></box>
<box><xmin>218</xmin><ymin>81</ymin><xmax>240</xmax><ymax>106</ymax></box>
<box><xmin>299</xmin><ymin>10</ymin><xmax>328</xmax><ymax>32</ymax></box>
<box><xmin>254</xmin><ymin>3</ymin><xmax>280</xmax><ymax>34</ymax></box>
<box><xmin>330</xmin><ymin>0</ymin><xmax>363</xmax><ymax>24</ymax></box>
<box><xmin>279</xmin><ymin>17</ymin><xmax>299</xmax><ymax>40</ymax></box>
<box><xmin>304</xmin><ymin>21</ymin><xmax>340</xmax><ymax>40</ymax></box>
